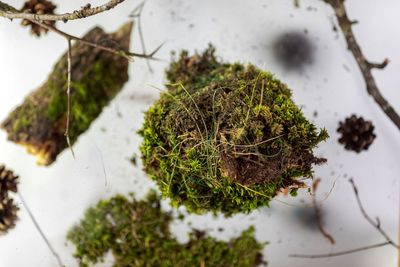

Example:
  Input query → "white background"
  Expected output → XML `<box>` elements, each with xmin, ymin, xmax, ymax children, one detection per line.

<box><xmin>0</xmin><ymin>0</ymin><xmax>399</xmax><ymax>266</ymax></box>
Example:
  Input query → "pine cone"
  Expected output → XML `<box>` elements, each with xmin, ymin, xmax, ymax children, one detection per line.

<box><xmin>0</xmin><ymin>197</ymin><xmax>18</xmax><ymax>234</ymax></box>
<box><xmin>20</xmin><ymin>0</ymin><xmax>57</xmax><ymax>37</ymax></box>
<box><xmin>337</xmin><ymin>115</ymin><xmax>376</xmax><ymax>153</ymax></box>
<box><xmin>0</xmin><ymin>165</ymin><xmax>19</xmax><ymax>200</ymax></box>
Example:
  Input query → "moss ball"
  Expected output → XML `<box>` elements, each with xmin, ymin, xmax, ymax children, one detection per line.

<box><xmin>139</xmin><ymin>45</ymin><xmax>328</xmax><ymax>215</ymax></box>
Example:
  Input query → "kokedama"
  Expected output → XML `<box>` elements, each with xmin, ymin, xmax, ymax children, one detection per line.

<box><xmin>139</xmin><ymin>45</ymin><xmax>328</xmax><ymax>215</ymax></box>
<box><xmin>67</xmin><ymin>191</ymin><xmax>265</xmax><ymax>267</ymax></box>
<box><xmin>1</xmin><ymin>22</ymin><xmax>132</xmax><ymax>166</ymax></box>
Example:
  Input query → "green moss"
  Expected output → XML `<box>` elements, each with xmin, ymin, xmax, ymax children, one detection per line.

<box><xmin>1</xmin><ymin>25</ymin><xmax>131</xmax><ymax>165</ymax></box>
<box><xmin>67</xmin><ymin>191</ymin><xmax>265</xmax><ymax>267</ymax></box>
<box><xmin>139</xmin><ymin>45</ymin><xmax>328</xmax><ymax>215</ymax></box>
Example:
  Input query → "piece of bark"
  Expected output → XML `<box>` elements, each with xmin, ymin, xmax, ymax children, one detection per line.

<box><xmin>1</xmin><ymin>22</ymin><xmax>133</xmax><ymax>166</ymax></box>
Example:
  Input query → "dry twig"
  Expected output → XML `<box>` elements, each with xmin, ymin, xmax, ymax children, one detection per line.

<box><xmin>0</xmin><ymin>0</ymin><xmax>125</xmax><ymax>22</ymax></box>
<box><xmin>312</xmin><ymin>178</ymin><xmax>335</xmax><ymax>244</ymax></box>
<box><xmin>290</xmin><ymin>241</ymin><xmax>390</xmax><ymax>258</ymax></box>
<box><xmin>130</xmin><ymin>1</ymin><xmax>153</xmax><ymax>72</ymax></box>
<box><xmin>349</xmin><ymin>178</ymin><xmax>398</xmax><ymax>248</ymax></box>
<box><xmin>290</xmin><ymin>178</ymin><xmax>398</xmax><ymax>259</ymax></box>
<box><xmin>324</xmin><ymin>0</ymin><xmax>400</xmax><ymax>131</ymax></box>
<box><xmin>28</xmin><ymin>19</ymin><xmax>162</xmax><ymax>61</ymax></box>
<box><xmin>64</xmin><ymin>38</ymin><xmax>74</xmax><ymax>158</ymax></box>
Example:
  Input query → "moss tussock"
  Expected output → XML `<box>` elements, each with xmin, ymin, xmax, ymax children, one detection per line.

<box><xmin>139</xmin><ymin>45</ymin><xmax>328</xmax><ymax>215</ymax></box>
<box><xmin>67</xmin><ymin>191</ymin><xmax>265</xmax><ymax>267</ymax></box>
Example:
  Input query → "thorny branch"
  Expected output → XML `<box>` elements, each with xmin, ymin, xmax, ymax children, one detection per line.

<box><xmin>290</xmin><ymin>178</ymin><xmax>398</xmax><ymax>259</ymax></box>
<box><xmin>0</xmin><ymin>0</ymin><xmax>125</xmax><ymax>22</ymax></box>
<box><xmin>324</xmin><ymin>0</ymin><xmax>400</xmax><ymax>131</ymax></box>
<box><xmin>130</xmin><ymin>1</ymin><xmax>153</xmax><ymax>72</ymax></box>
<box><xmin>28</xmin><ymin>19</ymin><xmax>162</xmax><ymax>61</ymax></box>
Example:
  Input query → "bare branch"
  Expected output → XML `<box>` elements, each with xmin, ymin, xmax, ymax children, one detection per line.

<box><xmin>0</xmin><ymin>0</ymin><xmax>125</xmax><ymax>22</ymax></box>
<box><xmin>290</xmin><ymin>241</ymin><xmax>390</xmax><ymax>258</ymax></box>
<box><xmin>349</xmin><ymin>178</ymin><xmax>399</xmax><ymax>248</ymax></box>
<box><xmin>324</xmin><ymin>0</ymin><xmax>400</xmax><ymax>131</ymax></box>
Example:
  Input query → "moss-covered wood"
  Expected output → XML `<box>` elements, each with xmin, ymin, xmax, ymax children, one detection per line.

<box><xmin>139</xmin><ymin>46</ymin><xmax>328</xmax><ymax>215</ymax></box>
<box><xmin>67</xmin><ymin>191</ymin><xmax>266</xmax><ymax>267</ymax></box>
<box><xmin>1</xmin><ymin>22</ymin><xmax>132</xmax><ymax>165</ymax></box>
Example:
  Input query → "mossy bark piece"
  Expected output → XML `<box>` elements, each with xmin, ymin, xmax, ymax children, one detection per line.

<box><xmin>139</xmin><ymin>45</ymin><xmax>329</xmax><ymax>215</ymax></box>
<box><xmin>1</xmin><ymin>22</ymin><xmax>133</xmax><ymax>166</ymax></box>
<box><xmin>67</xmin><ymin>191</ymin><xmax>266</xmax><ymax>267</ymax></box>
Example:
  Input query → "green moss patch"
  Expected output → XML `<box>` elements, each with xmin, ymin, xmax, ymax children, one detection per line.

<box><xmin>1</xmin><ymin>24</ymin><xmax>131</xmax><ymax>165</ymax></box>
<box><xmin>139</xmin><ymin>45</ymin><xmax>328</xmax><ymax>215</ymax></box>
<box><xmin>67</xmin><ymin>191</ymin><xmax>265</xmax><ymax>267</ymax></box>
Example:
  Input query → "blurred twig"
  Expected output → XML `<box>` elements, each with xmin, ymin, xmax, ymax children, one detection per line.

<box><xmin>290</xmin><ymin>178</ymin><xmax>398</xmax><ymax>259</ymax></box>
<box><xmin>290</xmin><ymin>241</ymin><xmax>390</xmax><ymax>258</ymax></box>
<box><xmin>312</xmin><ymin>178</ymin><xmax>335</xmax><ymax>244</ymax></box>
<box><xmin>18</xmin><ymin>192</ymin><xmax>64</xmax><ymax>267</ymax></box>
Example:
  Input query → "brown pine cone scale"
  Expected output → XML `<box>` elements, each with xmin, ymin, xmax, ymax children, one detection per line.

<box><xmin>0</xmin><ymin>197</ymin><xmax>18</xmax><ymax>234</ymax></box>
<box><xmin>20</xmin><ymin>0</ymin><xmax>57</xmax><ymax>37</ymax></box>
<box><xmin>0</xmin><ymin>165</ymin><xmax>19</xmax><ymax>199</ymax></box>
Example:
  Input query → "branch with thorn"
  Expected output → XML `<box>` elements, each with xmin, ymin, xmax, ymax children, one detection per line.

<box><xmin>324</xmin><ymin>0</ymin><xmax>400</xmax><ymax>131</ymax></box>
<box><xmin>290</xmin><ymin>178</ymin><xmax>398</xmax><ymax>259</ymax></box>
<box><xmin>29</xmin><ymin>19</ymin><xmax>162</xmax><ymax>61</ymax></box>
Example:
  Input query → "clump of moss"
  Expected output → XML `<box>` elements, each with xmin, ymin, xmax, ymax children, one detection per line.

<box><xmin>139</xmin><ymin>45</ymin><xmax>328</xmax><ymax>215</ymax></box>
<box><xmin>67</xmin><ymin>191</ymin><xmax>265</xmax><ymax>267</ymax></box>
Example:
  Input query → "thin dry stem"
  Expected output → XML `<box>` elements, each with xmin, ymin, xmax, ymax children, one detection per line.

<box><xmin>18</xmin><ymin>192</ymin><xmax>64</xmax><ymax>267</ymax></box>
<box><xmin>64</xmin><ymin>38</ymin><xmax>75</xmax><ymax>159</ymax></box>
<box><xmin>28</xmin><ymin>19</ymin><xmax>161</xmax><ymax>61</ymax></box>
<box><xmin>0</xmin><ymin>0</ymin><xmax>125</xmax><ymax>21</ymax></box>
<box><xmin>290</xmin><ymin>241</ymin><xmax>390</xmax><ymax>258</ymax></box>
